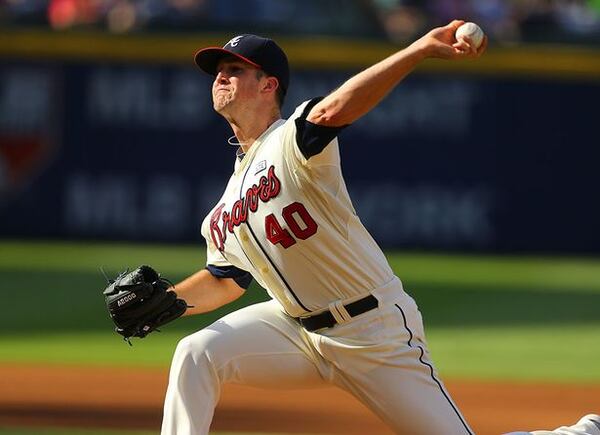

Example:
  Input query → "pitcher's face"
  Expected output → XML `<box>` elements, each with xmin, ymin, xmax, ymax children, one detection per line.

<box><xmin>212</xmin><ymin>59</ymin><xmax>262</xmax><ymax>114</ymax></box>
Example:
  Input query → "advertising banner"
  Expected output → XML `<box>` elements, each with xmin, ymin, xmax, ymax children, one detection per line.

<box><xmin>1</xmin><ymin>60</ymin><xmax>598</xmax><ymax>253</ymax></box>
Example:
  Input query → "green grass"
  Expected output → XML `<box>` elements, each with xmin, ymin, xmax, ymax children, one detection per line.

<box><xmin>0</xmin><ymin>326</ymin><xmax>598</xmax><ymax>382</ymax></box>
<box><xmin>427</xmin><ymin>324</ymin><xmax>600</xmax><ymax>382</ymax></box>
<box><xmin>3</xmin><ymin>240</ymin><xmax>600</xmax><ymax>290</ymax></box>
<box><xmin>1</xmin><ymin>240</ymin><xmax>600</xmax><ymax>382</ymax></box>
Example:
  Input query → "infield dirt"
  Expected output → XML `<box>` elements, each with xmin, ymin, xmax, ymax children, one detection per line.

<box><xmin>1</xmin><ymin>364</ymin><xmax>599</xmax><ymax>434</ymax></box>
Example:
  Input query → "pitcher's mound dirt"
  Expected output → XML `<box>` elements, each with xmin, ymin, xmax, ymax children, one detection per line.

<box><xmin>1</xmin><ymin>364</ymin><xmax>599</xmax><ymax>434</ymax></box>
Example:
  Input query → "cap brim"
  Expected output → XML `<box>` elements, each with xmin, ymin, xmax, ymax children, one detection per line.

<box><xmin>194</xmin><ymin>47</ymin><xmax>261</xmax><ymax>76</ymax></box>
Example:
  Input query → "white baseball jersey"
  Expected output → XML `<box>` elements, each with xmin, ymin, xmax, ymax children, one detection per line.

<box><xmin>201</xmin><ymin>99</ymin><xmax>395</xmax><ymax>317</ymax></box>
<box><xmin>164</xmin><ymin>98</ymin><xmax>474</xmax><ymax>435</ymax></box>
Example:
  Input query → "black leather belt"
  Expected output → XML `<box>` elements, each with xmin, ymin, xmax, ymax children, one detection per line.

<box><xmin>298</xmin><ymin>294</ymin><xmax>379</xmax><ymax>332</ymax></box>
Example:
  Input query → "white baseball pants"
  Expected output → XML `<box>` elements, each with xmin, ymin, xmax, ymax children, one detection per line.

<box><xmin>161</xmin><ymin>278</ymin><xmax>473</xmax><ymax>435</ymax></box>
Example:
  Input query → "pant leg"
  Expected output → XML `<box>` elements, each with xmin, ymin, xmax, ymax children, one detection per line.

<box><xmin>161</xmin><ymin>300</ymin><xmax>330</xmax><ymax>435</ymax></box>
<box><xmin>314</xmin><ymin>284</ymin><xmax>473</xmax><ymax>435</ymax></box>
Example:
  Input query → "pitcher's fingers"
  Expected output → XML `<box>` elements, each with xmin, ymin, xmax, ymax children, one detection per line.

<box><xmin>462</xmin><ymin>36</ymin><xmax>479</xmax><ymax>56</ymax></box>
<box><xmin>452</xmin><ymin>38</ymin><xmax>471</xmax><ymax>53</ymax></box>
<box><xmin>446</xmin><ymin>19</ymin><xmax>465</xmax><ymax>31</ymax></box>
<box><xmin>476</xmin><ymin>36</ymin><xmax>489</xmax><ymax>56</ymax></box>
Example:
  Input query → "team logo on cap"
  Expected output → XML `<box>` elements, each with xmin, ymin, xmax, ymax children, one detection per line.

<box><xmin>225</xmin><ymin>36</ymin><xmax>244</xmax><ymax>48</ymax></box>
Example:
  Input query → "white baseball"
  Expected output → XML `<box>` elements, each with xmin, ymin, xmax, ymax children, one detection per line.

<box><xmin>455</xmin><ymin>22</ymin><xmax>484</xmax><ymax>49</ymax></box>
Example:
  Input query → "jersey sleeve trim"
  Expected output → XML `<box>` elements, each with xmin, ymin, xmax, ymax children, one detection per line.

<box><xmin>206</xmin><ymin>264</ymin><xmax>253</xmax><ymax>289</ymax></box>
<box><xmin>295</xmin><ymin>97</ymin><xmax>347</xmax><ymax>160</ymax></box>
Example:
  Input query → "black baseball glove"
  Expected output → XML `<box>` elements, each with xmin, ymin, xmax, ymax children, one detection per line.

<box><xmin>103</xmin><ymin>265</ymin><xmax>188</xmax><ymax>343</ymax></box>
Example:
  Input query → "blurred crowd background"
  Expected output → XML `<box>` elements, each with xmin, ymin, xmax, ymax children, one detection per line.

<box><xmin>1</xmin><ymin>0</ymin><xmax>599</xmax><ymax>252</ymax></box>
<box><xmin>1</xmin><ymin>0</ymin><xmax>599</xmax><ymax>44</ymax></box>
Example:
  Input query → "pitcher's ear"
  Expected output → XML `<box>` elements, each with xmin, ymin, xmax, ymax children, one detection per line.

<box><xmin>262</xmin><ymin>76</ymin><xmax>279</xmax><ymax>93</ymax></box>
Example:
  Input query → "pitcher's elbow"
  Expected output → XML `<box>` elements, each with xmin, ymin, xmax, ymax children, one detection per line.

<box><xmin>308</xmin><ymin>108</ymin><xmax>352</xmax><ymax>127</ymax></box>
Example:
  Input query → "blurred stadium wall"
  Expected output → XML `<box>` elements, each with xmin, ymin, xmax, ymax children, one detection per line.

<box><xmin>0</xmin><ymin>0</ymin><xmax>599</xmax><ymax>253</ymax></box>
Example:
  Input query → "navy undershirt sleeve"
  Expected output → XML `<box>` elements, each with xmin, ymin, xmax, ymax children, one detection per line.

<box><xmin>295</xmin><ymin>97</ymin><xmax>348</xmax><ymax>159</ymax></box>
<box><xmin>206</xmin><ymin>264</ymin><xmax>253</xmax><ymax>289</ymax></box>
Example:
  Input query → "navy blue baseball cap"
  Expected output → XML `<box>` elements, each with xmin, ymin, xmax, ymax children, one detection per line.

<box><xmin>195</xmin><ymin>34</ymin><xmax>289</xmax><ymax>95</ymax></box>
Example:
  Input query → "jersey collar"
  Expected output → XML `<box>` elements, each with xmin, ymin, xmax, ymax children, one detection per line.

<box><xmin>234</xmin><ymin>118</ymin><xmax>285</xmax><ymax>174</ymax></box>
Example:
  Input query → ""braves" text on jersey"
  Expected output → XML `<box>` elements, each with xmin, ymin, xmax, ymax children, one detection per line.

<box><xmin>210</xmin><ymin>165</ymin><xmax>281</xmax><ymax>251</ymax></box>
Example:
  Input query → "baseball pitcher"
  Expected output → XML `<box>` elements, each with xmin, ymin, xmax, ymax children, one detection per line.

<box><xmin>103</xmin><ymin>19</ymin><xmax>599</xmax><ymax>435</ymax></box>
